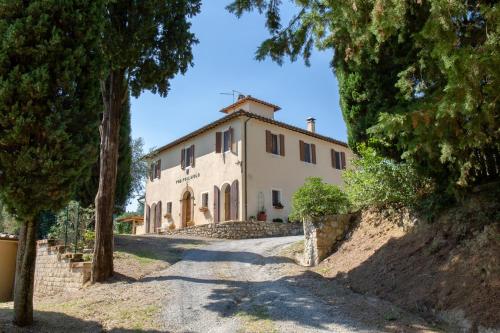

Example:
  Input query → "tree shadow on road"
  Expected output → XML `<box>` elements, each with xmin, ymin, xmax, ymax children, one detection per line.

<box><xmin>180</xmin><ymin>248</ymin><xmax>295</xmax><ymax>265</ymax></box>
<box><xmin>142</xmin><ymin>270</ymin><xmax>437</xmax><ymax>332</ymax></box>
<box><xmin>0</xmin><ymin>308</ymin><xmax>164</xmax><ymax>333</ymax></box>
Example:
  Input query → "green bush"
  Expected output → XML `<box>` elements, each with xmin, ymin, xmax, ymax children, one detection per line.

<box><xmin>343</xmin><ymin>145</ymin><xmax>431</xmax><ymax>210</ymax></box>
<box><xmin>290</xmin><ymin>177</ymin><xmax>350</xmax><ymax>221</ymax></box>
<box><xmin>0</xmin><ymin>200</ymin><xmax>19</xmax><ymax>234</ymax></box>
<box><xmin>114</xmin><ymin>212</ymin><xmax>137</xmax><ymax>234</ymax></box>
<box><xmin>48</xmin><ymin>201</ymin><xmax>95</xmax><ymax>250</ymax></box>
<box><xmin>114</xmin><ymin>221</ymin><xmax>133</xmax><ymax>234</ymax></box>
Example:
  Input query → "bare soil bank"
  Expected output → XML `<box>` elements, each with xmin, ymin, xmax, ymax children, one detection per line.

<box><xmin>315</xmin><ymin>190</ymin><xmax>500</xmax><ymax>332</ymax></box>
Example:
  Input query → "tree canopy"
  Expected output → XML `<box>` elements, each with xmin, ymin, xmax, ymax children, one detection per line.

<box><xmin>228</xmin><ymin>0</ymin><xmax>500</xmax><ymax>192</ymax></box>
<box><xmin>92</xmin><ymin>0</ymin><xmax>201</xmax><ymax>282</ymax></box>
<box><xmin>76</xmin><ymin>96</ymin><xmax>133</xmax><ymax>212</ymax></box>
<box><xmin>0</xmin><ymin>0</ymin><xmax>104</xmax><ymax>325</ymax></box>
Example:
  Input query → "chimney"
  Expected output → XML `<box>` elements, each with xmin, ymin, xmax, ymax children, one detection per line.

<box><xmin>307</xmin><ymin>117</ymin><xmax>316</xmax><ymax>133</ymax></box>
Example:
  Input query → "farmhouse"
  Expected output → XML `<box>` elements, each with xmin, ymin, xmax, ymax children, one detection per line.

<box><xmin>142</xmin><ymin>95</ymin><xmax>353</xmax><ymax>234</ymax></box>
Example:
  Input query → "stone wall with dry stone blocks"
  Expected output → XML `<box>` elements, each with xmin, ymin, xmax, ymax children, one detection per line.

<box><xmin>34</xmin><ymin>240</ymin><xmax>91</xmax><ymax>296</ymax></box>
<box><xmin>303</xmin><ymin>214</ymin><xmax>356</xmax><ymax>266</ymax></box>
<box><xmin>166</xmin><ymin>221</ymin><xmax>303</xmax><ymax>239</ymax></box>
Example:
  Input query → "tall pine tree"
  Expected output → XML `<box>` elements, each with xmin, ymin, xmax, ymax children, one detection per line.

<box><xmin>92</xmin><ymin>0</ymin><xmax>201</xmax><ymax>282</ymax></box>
<box><xmin>227</xmin><ymin>0</ymin><xmax>499</xmax><ymax>191</ymax></box>
<box><xmin>0</xmin><ymin>0</ymin><xmax>103</xmax><ymax>326</ymax></box>
<box><xmin>77</xmin><ymin>96</ymin><xmax>133</xmax><ymax>213</ymax></box>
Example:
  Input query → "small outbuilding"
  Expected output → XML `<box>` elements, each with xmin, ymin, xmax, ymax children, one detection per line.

<box><xmin>115</xmin><ymin>215</ymin><xmax>144</xmax><ymax>235</ymax></box>
<box><xmin>0</xmin><ymin>233</ymin><xmax>18</xmax><ymax>302</ymax></box>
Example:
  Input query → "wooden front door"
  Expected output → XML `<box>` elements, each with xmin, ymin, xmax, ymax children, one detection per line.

<box><xmin>224</xmin><ymin>186</ymin><xmax>231</xmax><ymax>221</ymax></box>
<box><xmin>183</xmin><ymin>192</ymin><xmax>192</xmax><ymax>226</ymax></box>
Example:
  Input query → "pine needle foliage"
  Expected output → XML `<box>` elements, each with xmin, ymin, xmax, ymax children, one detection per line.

<box><xmin>227</xmin><ymin>0</ymin><xmax>500</xmax><ymax>192</ymax></box>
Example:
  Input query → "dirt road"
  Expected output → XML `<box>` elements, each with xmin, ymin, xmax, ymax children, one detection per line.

<box><xmin>154</xmin><ymin>236</ymin><xmax>436</xmax><ymax>333</ymax></box>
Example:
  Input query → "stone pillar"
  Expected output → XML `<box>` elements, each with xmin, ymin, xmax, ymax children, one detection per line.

<box><xmin>303</xmin><ymin>214</ymin><xmax>354</xmax><ymax>266</ymax></box>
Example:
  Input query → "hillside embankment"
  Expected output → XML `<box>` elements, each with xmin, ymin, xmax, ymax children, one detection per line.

<box><xmin>314</xmin><ymin>188</ymin><xmax>499</xmax><ymax>332</ymax></box>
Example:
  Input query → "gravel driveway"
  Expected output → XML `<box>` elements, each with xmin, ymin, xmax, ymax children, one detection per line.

<box><xmin>145</xmin><ymin>236</ymin><xmax>437</xmax><ymax>333</ymax></box>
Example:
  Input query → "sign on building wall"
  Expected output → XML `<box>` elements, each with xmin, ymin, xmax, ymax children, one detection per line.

<box><xmin>176</xmin><ymin>172</ymin><xmax>201</xmax><ymax>184</ymax></box>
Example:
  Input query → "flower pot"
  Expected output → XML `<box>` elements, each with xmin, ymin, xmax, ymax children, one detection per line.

<box><xmin>257</xmin><ymin>212</ymin><xmax>267</xmax><ymax>221</ymax></box>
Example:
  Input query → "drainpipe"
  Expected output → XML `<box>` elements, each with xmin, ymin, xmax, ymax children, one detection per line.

<box><xmin>243</xmin><ymin>117</ymin><xmax>251</xmax><ymax>221</ymax></box>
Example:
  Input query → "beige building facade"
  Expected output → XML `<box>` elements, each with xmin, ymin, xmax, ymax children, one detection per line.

<box><xmin>143</xmin><ymin>96</ymin><xmax>354</xmax><ymax>233</ymax></box>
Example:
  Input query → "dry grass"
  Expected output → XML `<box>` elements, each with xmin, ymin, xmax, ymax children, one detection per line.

<box><xmin>235</xmin><ymin>305</ymin><xmax>278</xmax><ymax>333</ymax></box>
<box><xmin>0</xmin><ymin>235</ymin><xmax>210</xmax><ymax>332</ymax></box>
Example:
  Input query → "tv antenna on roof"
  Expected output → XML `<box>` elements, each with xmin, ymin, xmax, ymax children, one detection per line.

<box><xmin>220</xmin><ymin>90</ymin><xmax>245</xmax><ymax>103</ymax></box>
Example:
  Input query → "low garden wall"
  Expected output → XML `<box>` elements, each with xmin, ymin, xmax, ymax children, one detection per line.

<box><xmin>303</xmin><ymin>214</ymin><xmax>356</xmax><ymax>266</ymax></box>
<box><xmin>34</xmin><ymin>240</ymin><xmax>91</xmax><ymax>295</ymax></box>
<box><xmin>166</xmin><ymin>221</ymin><xmax>303</xmax><ymax>239</ymax></box>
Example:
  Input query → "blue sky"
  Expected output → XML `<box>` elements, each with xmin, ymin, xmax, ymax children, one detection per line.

<box><xmin>130</xmin><ymin>2</ymin><xmax>347</xmax><ymax>154</ymax></box>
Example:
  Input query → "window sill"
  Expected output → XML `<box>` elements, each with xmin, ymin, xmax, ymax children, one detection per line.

<box><xmin>273</xmin><ymin>205</ymin><xmax>284</xmax><ymax>210</ymax></box>
<box><xmin>199</xmin><ymin>207</ymin><xmax>209</xmax><ymax>212</ymax></box>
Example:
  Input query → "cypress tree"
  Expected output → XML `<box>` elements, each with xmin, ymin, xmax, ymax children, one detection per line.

<box><xmin>0</xmin><ymin>0</ymin><xmax>103</xmax><ymax>326</ymax></box>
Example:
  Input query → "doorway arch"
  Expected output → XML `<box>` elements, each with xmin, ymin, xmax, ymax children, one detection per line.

<box><xmin>180</xmin><ymin>187</ymin><xmax>194</xmax><ymax>228</ymax></box>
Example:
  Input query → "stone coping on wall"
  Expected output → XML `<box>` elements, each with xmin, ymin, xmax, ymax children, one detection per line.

<box><xmin>165</xmin><ymin>220</ymin><xmax>303</xmax><ymax>239</ymax></box>
<box><xmin>0</xmin><ymin>233</ymin><xmax>18</xmax><ymax>241</ymax></box>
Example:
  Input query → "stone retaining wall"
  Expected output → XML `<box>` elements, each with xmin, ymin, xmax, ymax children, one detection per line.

<box><xmin>34</xmin><ymin>240</ymin><xmax>91</xmax><ymax>295</ymax></box>
<box><xmin>166</xmin><ymin>221</ymin><xmax>303</xmax><ymax>239</ymax></box>
<box><xmin>303</xmin><ymin>214</ymin><xmax>356</xmax><ymax>266</ymax></box>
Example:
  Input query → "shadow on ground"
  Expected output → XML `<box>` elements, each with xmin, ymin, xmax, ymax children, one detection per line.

<box><xmin>141</xmin><ymin>246</ymin><xmax>437</xmax><ymax>333</ymax></box>
<box><xmin>112</xmin><ymin>235</ymin><xmax>211</xmax><ymax>280</ymax></box>
<box><xmin>0</xmin><ymin>308</ymin><xmax>163</xmax><ymax>333</ymax></box>
<box><xmin>115</xmin><ymin>234</ymin><xmax>210</xmax><ymax>263</ymax></box>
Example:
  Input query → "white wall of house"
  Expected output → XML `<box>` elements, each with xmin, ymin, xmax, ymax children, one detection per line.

<box><xmin>245</xmin><ymin>118</ymin><xmax>354</xmax><ymax>222</ymax></box>
<box><xmin>143</xmin><ymin>97</ymin><xmax>354</xmax><ymax>234</ymax></box>
<box><xmin>145</xmin><ymin>117</ymin><xmax>243</xmax><ymax>232</ymax></box>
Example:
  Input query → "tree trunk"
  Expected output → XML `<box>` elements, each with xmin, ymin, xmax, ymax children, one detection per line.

<box><xmin>13</xmin><ymin>217</ymin><xmax>38</xmax><ymax>327</ymax></box>
<box><xmin>92</xmin><ymin>70</ymin><xmax>126</xmax><ymax>282</ymax></box>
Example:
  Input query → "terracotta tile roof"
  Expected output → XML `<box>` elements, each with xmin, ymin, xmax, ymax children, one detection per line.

<box><xmin>220</xmin><ymin>96</ymin><xmax>281</xmax><ymax>113</ymax></box>
<box><xmin>116</xmin><ymin>215</ymin><xmax>144</xmax><ymax>224</ymax></box>
<box><xmin>144</xmin><ymin>109</ymin><xmax>348</xmax><ymax>159</ymax></box>
<box><xmin>0</xmin><ymin>233</ymin><xmax>18</xmax><ymax>241</ymax></box>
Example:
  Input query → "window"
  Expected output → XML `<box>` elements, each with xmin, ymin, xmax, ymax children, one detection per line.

<box><xmin>266</xmin><ymin>130</ymin><xmax>285</xmax><ymax>156</ymax></box>
<box><xmin>335</xmin><ymin>151</ymin><xmax>341</xmax><ymax>169</ymax></box>
<box><xmin>184</xmin><ymin>147</ymin><xmax>192</xmax><ymax>167</ymax></box>
<box><xmin>304</xmin><ymin>143</ymin><xmax>311</xmax><ymax>163</ymax></box>
<box><xmin>331</xmin><ymin>149</ymin><xmax>346</xmax><ymax>170</ymax></box>
<box><xmin>271</xmin><ymin>134</ymin><xmax>279</xmax><ymax>155</ymax></box>
<box><xmin>299</xmin><ymin>140</ymin><xmax>316</xmax><ymax>164</ymax></box>
<box><xmin>272</xmin><ymin>190</ymin><xmax>283</xmax><ymax>208</ymax></box>
<box><xmin>201</xmin><ymin>193</ymin><xmax>209</xmax><ymax>208</ymax></box>
<box><xmin>181</xmin><ymin>145</ymin><xmax>195</xmax><ymax>169</ymax></box>
<box><xmin>166</xmin><ymin>202</ymin><xmax>172</xmax><ymax>214</ymax></box>
<box><xmin>216</xmin><ymin>128</ymin><xmax>234</xmax><ymax>153</ymax></box>
<box><xmin>223</xmin><ymin>130</ymin><xmax>231</xmax><ymax>152</ymax></box>
<box><xmin>150</xmin><ymin>159</ymin><xmax>161</xmax><ymax>180</ymax></box>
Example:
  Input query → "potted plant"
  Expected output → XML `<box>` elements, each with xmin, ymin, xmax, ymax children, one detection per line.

<box><xmin>273</xmin><ymin>202</ymin><xmax>284</xmax><ymax>209</ymax></box>
<box><xmin>257</xmin><ymin>209</ymin><xmax>267</xmax><ymax>221</ymax></box>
